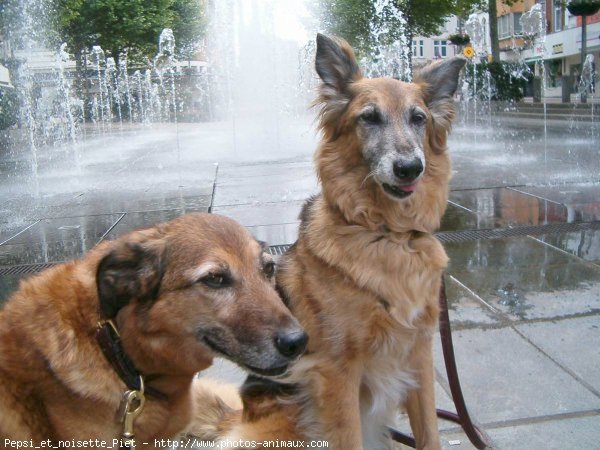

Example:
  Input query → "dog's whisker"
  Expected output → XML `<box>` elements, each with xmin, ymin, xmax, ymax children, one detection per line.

<box><xmin>361</xmin><ymin>170</ymin><xmax>377</xmax><ymax>188</ymax></box>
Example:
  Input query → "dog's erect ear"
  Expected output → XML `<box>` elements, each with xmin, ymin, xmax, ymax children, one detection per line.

<box><xmin>315</xmin><ymin>34</ymin><xmax>362</xmax><ymax>135</ymax></box>
<box><xmin>415</xmin><ymin>56</ymin><xmax>466</xmax><ymax>127</ymax></box>
<box><xmin>96</xmin><ymin>240</ymin><xmax>164</xmax><ymax>319</ymax></box>
<box><xmin>315</xmin><ymin>33</ymin><xmax>361</xmax><ymax>95</ymax></box>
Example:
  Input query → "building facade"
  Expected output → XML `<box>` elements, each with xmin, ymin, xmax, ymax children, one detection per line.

<box><xmin>541</xmin><ymin>2</ymin><xmax>599</xmax><ymax>93</ymax></box>
<box><xmin>500</xmin><ymin>0</ymin><xmax>599</xmax><ymax>97</ymax></box>
<box><xmin>412</xmin><ymin>16</ymin><xmax>462</xmax><ymax>70</ymax></box>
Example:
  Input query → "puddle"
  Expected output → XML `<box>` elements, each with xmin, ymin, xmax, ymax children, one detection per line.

<box><xmin>496</xmin><ymin>282</ymin><xmax>533</xmax><ymax>318</ymax></box>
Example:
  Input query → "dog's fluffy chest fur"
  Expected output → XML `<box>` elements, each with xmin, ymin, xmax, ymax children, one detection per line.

<box><xmin>278</xmin><ymin>195</ymin><xmax>447</xmax><ymax>447</ymax></box>
<box><xmin>299</xmin><ymin>195</ymin><xmax>447</xmax><ymax>329</ymax></box>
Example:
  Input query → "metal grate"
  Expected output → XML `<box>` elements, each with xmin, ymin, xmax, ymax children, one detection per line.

<box><xmin>1</xmin><ymin>222</ymin><xmax>597</xmax><ymax>274</ymax></box>
<box><xmin>268</xmin><ymin>221</ymin><xmax>600</xmax><ymax>253</ymax></box>
<box><xmin>0</xmin><ymin>262</ymin><xmax>59</xmax><ymax>276</ymax></box>
<box><xmin>436</xmin><ymin>221</ymin><xmax>600</xmax><ymax>244</ymax></box>
<box><xmin>268</xmin><ymin>244</ymin><xmax>291</xmax><ymax>256</ymax></box>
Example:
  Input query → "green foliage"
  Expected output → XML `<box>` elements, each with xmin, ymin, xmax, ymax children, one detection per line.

<box><xmin>566</xmin><ymin>1</ymin><xmax>600</xmax><ymax>17</ymax></box>
<box><xmin>0</xmin><ymin>87</ymin><xmax>19</xmax><ymax>130</ymax></box>
<box><xmin>0</xmin><ymin>0</ymin><xmax>57</xmax><ymax>50</ymax></box>
<box><xmin>464</xmin><ymin>61</ymin><xmax>531</xmax><ymax>101</ymax></box>
<box><xmin>315</xmin><ymin>0</ymin><xmax>375</xmax><ymax>55</ymax></box>
<box><xmin>398</xmin><ymin>0</ymin><xmax>467</xmax><ymax>36</ymax></box>
<box><xmin>448</xmin><ymin>33</ymin><xmax>470</xmax><ymax>45</ymax></box>
<box><xmin>315</xmin><ymin>0</ymin><xmax>484</xmax><ymax>57</ymax></box>
<box><xmin>53</xmin><ymin>0</ymin><xmax>206</xmax><ymax>63</ymax></box>
<box><xmin>171</xmin><ymin>0</ymin><xmax>208</xmax><ymax>60</ymax></box>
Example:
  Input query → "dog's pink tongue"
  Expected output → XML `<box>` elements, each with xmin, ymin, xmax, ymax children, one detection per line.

<box><xmin>399</xmin><ymin>182</ymin><xmax>418</xmax><ymax>193</ymax></box>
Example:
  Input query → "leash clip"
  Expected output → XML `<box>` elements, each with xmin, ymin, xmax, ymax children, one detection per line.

<box><xmin>118</xmin><ymin>376</ymin><xmax>145</xmax><ymax>449</ymax></box>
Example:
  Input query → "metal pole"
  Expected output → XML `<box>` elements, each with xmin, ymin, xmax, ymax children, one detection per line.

<box><xmin>581</xmin><ymin>16</ymin><xmax>587</xmax><ymax>103</ymax></box>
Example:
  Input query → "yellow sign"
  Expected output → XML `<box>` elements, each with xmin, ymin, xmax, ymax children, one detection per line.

<box><xmin>463</xmin><ymin>47</ymin><xmax>474</xmax><ymax>58</ymax></box>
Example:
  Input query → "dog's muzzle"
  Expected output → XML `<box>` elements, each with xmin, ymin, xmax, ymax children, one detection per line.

<box><xmin>381</xmin><ymin>157</ymin><xmax>423</xmax><ymax>199</ymax></box>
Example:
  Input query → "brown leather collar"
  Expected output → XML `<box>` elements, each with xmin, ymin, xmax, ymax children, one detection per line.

<box><xmin>96</xmin><ymin>320</ymin><xmax>167</xmax><ymax>400</ymax></box>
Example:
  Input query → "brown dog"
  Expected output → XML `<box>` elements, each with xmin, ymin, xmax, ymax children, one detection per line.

<box><xmin>0</xmin><ymin>213</ymin><xmax>307</xmax><ymax>447</ymax></box>
<box><xmin>192</xmin><ymin>35</ymin><xmax>466</xmax><ymax>450</ymax></box>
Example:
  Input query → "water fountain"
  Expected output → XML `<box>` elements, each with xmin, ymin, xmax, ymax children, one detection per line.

<box><xmin>204</xmin><ymin>0</ymin><xmax>316</xmax><ymax>157</ymax></box>
<box><xmin>464</xmin><ymin>13</ymin><xmax>488</xmax><ymax>129</ymax></box>
<box><xmin>0</xmin><ymin>0</ymin><xmax>597</xmax><ymax>225</ymax></box>
<box><xmin>0</xmin><ymin>0</ymin><xmax>323</xmax><ymax>227</ymax></box>
<box><xmin>580</xmin><ymin>54</ymin><xmax>596</xmax><ymax>102</ymax></box>
<box><xmin>448</xmin><ymin>1</ymin><xmax>599</xmax><ymax>195</ymax></box>
<box><xmin>362</xmin><ymin>0</ymin><xmax>411</xmax><ymax>80</ymax></box>
<box><xmin>0</xmin><ymin>8</ymin><xmax>598</xmax><ymax>450</ymax></box>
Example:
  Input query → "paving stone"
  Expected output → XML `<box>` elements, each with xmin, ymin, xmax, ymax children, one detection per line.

<box><xmin>449</xmin><ymin>188</ymin><xmax>570</xmax><ymax>228</ymax></box>
<box><xmin>0</xmin><ymin>214</ymin><xmax>123</xmax><ymax>266</ymax></box>
<box><xmin>214</xmin><ymin>176</ymin><xmax>318</xmax><ymax>207</ymax></box>
<box><xmin>212</xmin><ymin>200</ymin><xmax>305</xmax><ymax>227</ymax></box>
<box><xmin>246</xmin><ymin>223</ymin><xmax>299</xmax><ymax>247</ymax></box>
<box><xmin>446</xmin><ymin>236</ymin><xmax>600</xmax><ymax>320</ymax></box>
<box><xmin>432</xmin><ymin>327</ymin><xmax>600</xmax><ymax>424</ymax></box>
<box><xmin>102</xmin><ymin>209</ymin><xmax>208</xmax><ymax>241</ymax></box>
<box><xmin>509</xmin><ymin>184</ymin><xmax>600</xmax><ymax>223</ymax></box>
<box><xmin>487</xmin><ymin>415</ymin><xmax>600</xmax><ymax>450</ymax></box>
<box><xmin>535</xmin><ymin>229</ymin><xmax>600</xmax><ymax>266</ymax></box>
<box><xmin>516</xmin><ymin>316</ymin><xmax>600</xmax><ymax>394</ymax></box>
<box><xmin>438</xmin><ymin>431</ymin><xmax>481</xmax><ymax>450</ymax></box>
<box><xmin>0</xmin><ymin>220</ymin><xmax>38</xmax><ymax>245</ymax></box>
<box><xmin>444</xmin><ymin>276</ymin><xmax>502</xmax><ymax>327</ymax></box>
<box><xmin>217</xmin><ymin>160</ymin><xmax>315</xmax><ymax>182</ymax></box>
<box><xmin>440</xmin><ymin>204</ymin><xmax>483</xmax><ymax>232</ymax></box>
<box><xmin>513</xmin><ymin>182</ymin><xmax>600</xmax><ymax>206</ymax></box>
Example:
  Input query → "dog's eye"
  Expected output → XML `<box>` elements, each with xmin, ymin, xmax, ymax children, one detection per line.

<box><xmin>200</xmin><ymin>273</ymin><xmax>230</xmax><ymax>289</ymax></box>
<box><xmin>360</xmin><ymin>108</ymin><xmax>383</xmax><ymax>125</ymax></box>
<box><xmin>411</xmin><ymin>112</ymin><xmax>426</xmax><ymax>125</ymax></box>
<box><xmin>263</xmin><ymin>261</ymin><xmax>275</xmax><ymax>278</ymax></box>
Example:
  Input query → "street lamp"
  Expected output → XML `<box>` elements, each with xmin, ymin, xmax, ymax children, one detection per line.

<box><xmin>567</xmin><ymin>0</ymin><xmax>600</xmax><ymax>102</ymax></box>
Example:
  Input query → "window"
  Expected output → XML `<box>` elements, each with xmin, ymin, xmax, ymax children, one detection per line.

<box><xmin>498</xmin><ymin>14</ymin><xmax>511</xmax><ymax>39</ymax></box>
<box><xmin>553</xmin><ymin>0</ymin><xmax>563</xmax><ymax>32</ymax></box>
<box><xmin>499</xmin><ymin>13</ymin><xmax>524</xmax><ymax>38</ymax></box>
<box><xmin>433</xmin><ymin>40</ymin><xmax>447</xmax><ymax>58</ymax></box>
<box><xmin>412</xmin><ymin>39</ymin><xmax>424</xmax><ymax>58</ymax></box>
<box><xmin>514</xmin><ymin>12</ymin><xmax>523</xmax><ymax>35</ymax></box>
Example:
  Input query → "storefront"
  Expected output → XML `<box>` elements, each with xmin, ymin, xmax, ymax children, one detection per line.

<box><xmin>542</xmin><ymin>18</ymin><xmax>600</xmax><ymax>94</ymax></box>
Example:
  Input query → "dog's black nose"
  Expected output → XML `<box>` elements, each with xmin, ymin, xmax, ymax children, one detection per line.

<box><xmin>274</xmin><ymin>329</ymin><xmax>308</xmax><ymax>358</ymax></box>
<box><xmin>393</xmin><ymin>158</ymin><xmax>423</xmax><ymax>181</ymax></box>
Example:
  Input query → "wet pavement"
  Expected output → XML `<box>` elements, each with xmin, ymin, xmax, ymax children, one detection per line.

<box><xmin>0</xmin><ymin>112</ymin><xmax>599</xmax><ymax>449</ymax></box>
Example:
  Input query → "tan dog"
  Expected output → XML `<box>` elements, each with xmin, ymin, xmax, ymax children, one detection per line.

<box><xmin>0</xmin><ymin>213</ymin><xmax>307</xmax><ymax>447</ymax></box>
<box><xmin>192</xmin><ymin>35</ymin><xmax>466</xmax><ymax>450</ymax></box>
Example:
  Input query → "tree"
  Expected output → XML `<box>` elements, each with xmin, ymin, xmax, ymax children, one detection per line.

<box><xmin>0</xmin><ymin>0</ymin><xmax>57</xmax><ymax>54</ymax></box>
<box><xmin>56</xmin><ymin>0</ymin><xmax>170</xmax><ymax>66</ymax></box>
<box><xmin>315</xmin><ymin>0</ymin><xmax>483</xmax><ymax>73</ymax></box>
<box><xmin>488</xmin><ymin>0</ymin><xmax>520</xmax><ymax>62</ymax></box>
<box><xmin>54</xmin><ymin>0</ymin><xmax>207</xmax><ymax>65</ymax></box>
<box><xmin>171</xmin><ymin>0</ymin><xmax>208</xmax><ymax>61</ymax></box>
<box><xmin>488</xmin><ymin>0</ymin><xmax>500</xmax><ymax>61</ymax></box>
<box><xmin>316</xmin><ymin>0</ymin><xmax>376</xmax><ymax>56</ymax></box>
